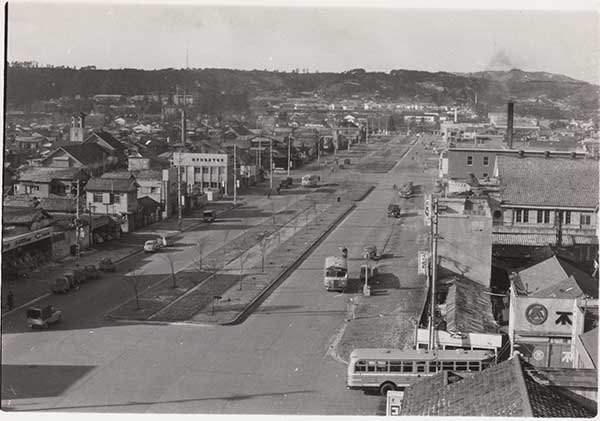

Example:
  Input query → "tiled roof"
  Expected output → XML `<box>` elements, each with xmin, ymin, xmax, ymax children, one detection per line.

<box><xmin>516</xmin><ymin>255</ymin><xmax>597</xmax><ymax>298</ymax></box>
<box><xmin>100</xmin><ymin>171</ymin><xmax>135</xmax><ymax>179</ymax></box>
<box><xmin>445</xmin><ymin>277</ymin><xmax>497</xmax><ymax>334</ymax></box>
<box><xmin>18</xmin><ymin>167</ymin><xmax>88</xmax><ymax>182</ymax></box>
<box><xmin>3</xmin><ymin>206</ymin><xmax>51</xmax><ymax>225</ymax></box>
<box><xmin>497</xmin><ymin>156</ymin><xmax>599</xmax><ymax>208</ymax></box>
<box><xmin>86</xmin><ymin>131</ymin><xmax>125</xmax><ymax>151</ymax></box>
<box><xmin>85</xmin><ymin>177</ymin><xmax>138</xmax><ymax>192</ymax></box>
<box><xmin>133</xmin><ymin>169</ymin><xmax>162</xmax><ymax>181</ymax></box>
<box><xmin>137</xmin><ymin>196</ymin><xmax>161</xmax><ymax>210</ymax></box>
<box><xmin>401</xmin><ymin>357</ymin><xmax>595</xmax><ymax>417</ymax></box>
<box><xmin>58</xmin><ymin>143</ymin><xmax>109</xmax><ymax>166</ymax></box>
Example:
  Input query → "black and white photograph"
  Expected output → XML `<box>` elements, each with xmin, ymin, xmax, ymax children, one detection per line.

<box><xmin>1</xmin><ymin>0</ymin><xmax>599</xmax><ymax>417</ymax></box>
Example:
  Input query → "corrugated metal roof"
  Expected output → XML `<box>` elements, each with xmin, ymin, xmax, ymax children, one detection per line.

<box><xmin>497</xmin><ymin>156</ymin><xmax>599</xmax><ymax>208</ymax></box>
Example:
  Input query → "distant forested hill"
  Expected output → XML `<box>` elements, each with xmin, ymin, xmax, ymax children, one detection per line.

<box><xmin>6</xmin><ymin>66</ymin><xmax>599</xmax><ymax>118</ymax></box>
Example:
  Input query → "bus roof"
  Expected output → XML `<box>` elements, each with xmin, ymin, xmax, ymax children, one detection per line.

<box><xmin>349</xmin><ymin>348</ymin><xmax>493</xmax><ymax>361</ymax></box>
<box><xmin>325</xmin><ymin>256</ymin><xmax>347</xmax><ymax>269</ymax></box>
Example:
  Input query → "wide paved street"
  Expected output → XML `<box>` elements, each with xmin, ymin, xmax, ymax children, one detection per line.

<box><xmin>2</xmin><ymin>135</ymin><xmax>434</xmax><ymax>414</ymax></box>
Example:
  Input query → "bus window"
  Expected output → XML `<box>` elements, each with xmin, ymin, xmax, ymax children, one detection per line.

<box><xmin>376</xmin><ymin>361</ymin><xmax>388</xmax><ymax>372</ymax></box>
<box><xmin>367</xmin><ymin>361</ymin><xmax>376</xmax><ymax>372</ymax></box>
<box><xmin>417</xmin><ymin>343</ymin><xmax>428</xmax><ymax>350</ymax></box>
<box><xmin>442</xmin><ymin>361</ymin><xmax>454</xmax><ymax>371</ymax></box>
<box><xmin>390</xmin><ymin>361</ymin><xmax>402</xmax><ymax>372</ymax></box>
<box><xmin>428</xmin><ymin>361</ymin><xmax>439</xmax><ymax>373</ymax></box>
<box><xmin>355</xmin><ymin>361</ymin><xmax>366</xmax><ymax>372</ymax></box>
<box><xmin>402</xmin><ymin>362</ymin><xmax>414</xmax><ymax>373</ymax></box>
<box><xmin>467</xmin><ymin>361</ymin><xmax>481</xmax><ymax>371</ymax></box>
<box><xmin>455</xmin><ymin>362</ymin><xmax>468</xmax><ymax>371</ymax></box>
<box><xmin>416</xmin><ymin>362</ymin><xmax>426</xmax><ymax>373</ymax></box>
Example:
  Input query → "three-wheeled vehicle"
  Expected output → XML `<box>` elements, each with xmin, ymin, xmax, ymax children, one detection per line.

<box><xmin>363</xmin><ymin>245</ymin><xmax>380</xmax><ymax>261</ymax></box>
<box><xmin>387</xmin><ymin>204</ymin><xmax>401</xmax><ymax>218</ymax></box>
<box><xmin>50</xmin><ymin>275</ymin><xmax>79</xmax><ymax>294</ymax></box>
<box><xmin>203</xmin><ymin>210</ymin><xmax>217</xmax><ymax>223</ymax></box>
<box><xmin>27</xmin><ymin>305</ymin><xmax>62</xmax><ymax>328</ymax></box>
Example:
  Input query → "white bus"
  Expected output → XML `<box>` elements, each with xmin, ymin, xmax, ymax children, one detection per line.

<box><xmin>347</xmin><ymin>348</ymin><xmax>495</xmax><ymax>396</ymax></box>
<box><xmin>301</xmin><ymin>174</ymin><xmax>318</xmax><ymax>187</ymax></box>
<box><xmin>324</xmin><ymin>256</ymin><xmax>348</xmax><ymax>291</ymax></box>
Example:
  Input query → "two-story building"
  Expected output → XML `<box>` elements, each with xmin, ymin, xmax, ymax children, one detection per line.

<box><xmin>14</xmin><ymin>167</ymin><xmax>89</xmax><ymax>197</ymax></box>
<box><xmin>85</xmin><ymin>172</ymin><xmax>139</xmax><ymax>232</ymax></box>
<box><xmin>172</xmin><ymin>152</ymin><xmax>234</xmax><ymax>197</ymax></box>
<box><xmin>492</xmin><ymin>155</ymin><xmax>598</xmax><ymax>269</ymax></box>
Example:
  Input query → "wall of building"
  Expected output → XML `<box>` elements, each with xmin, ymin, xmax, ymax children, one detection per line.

<box><xmin>447</xmin><ymin>149</ymin><xmax>496</xmax><ymax>180</ymax></box>
<box><xmin>14</xmin><ymin>182</ymin><xmax>50</xmax><ymax>197</ymax></box>
<box><xmin>438</xmin><ymin>213</ymin><xmax>492</xmax><ymax>287</ymax></box>
<box><xmin>86</xmin><ymin>191</ymin><xmax>137</xmax><ymax>216</ymax></box>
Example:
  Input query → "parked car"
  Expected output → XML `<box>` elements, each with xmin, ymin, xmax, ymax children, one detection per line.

<box><xmin>387</xmin><ymin>204</ymin><xmax>401</xmax><ymax>218</ymax></box>
<box><xmin>50</xmin><ymin>276</ymin><xmax>76</xmax><ymax>294</ymax></box>
<box><xmin>144</xmin><ymin>239</ymin><xmax>163</xmax><ymax>253</ymax></box>
<box><xmin>27</xmin><ymin>305</ymin><xmax>62</xmax><ymax>329</ymax></box>
<box><xmin>98</xmin><ymin>257</ymin><xmax>116</xmax><ymax>272</ymax></box>
<box><xmin>83</xmin><ymin>264</ymin><xmax>100</xmax><ymax>280</ymax></box>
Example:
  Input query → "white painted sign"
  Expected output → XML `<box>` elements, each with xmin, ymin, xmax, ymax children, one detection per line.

<box><xmin>418</xmin><ymin>251</ymin><xmax>430</xmax><ymax>275</ymax></box>
<box><xmin>386</xmin><ymin>391</ymin><xmax>404</xmax><ymax>416</ymax></box>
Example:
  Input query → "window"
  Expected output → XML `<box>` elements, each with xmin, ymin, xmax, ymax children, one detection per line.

<box><xmin>202</xmin><ymin>167</ymin><xmax>209</xmax><ymax>174</ymax></box>
<box><xmin>354</xmin><ymin>361</ymin><xmax>366</xmax><ymax>372</ymax></box>
<box><xmin>455</xmin><ymin>362</ymin><xmax>468</xmax><ymax>371</ymax></box>
<box><xmin>202</xmin><ymin>182</ymin><xmax>209</xmax><ymax>187</ymax></box>
<box><xmin>467</xmin><ymin>361</ymin><xmax>481</xmax><ymax>371</ymax></box>
<box><xmin>522</xmin><ymin>210</ymin><xmax>529</xmax><ymax>223</ymax></box>
<box><xmin>581</xmin><ymin>213</ymin><xmax>592</xmax><ymax>226</ymax></box>
<box><xmin>482</xmin><ymin>173</ymin><xmax>488</xmax><ymax>178</ymax></box>
<box><xmin>428</xmin><ymin>361</ymin><xmax>439</xmax><ymax>373</ymax></box>
<box><xmin>194</xmin><ymin>167</ymin><xmax>202</xmax><ymax>174</ymax></box>
<box><xmin>544</xmin><ymin>210</ymin><xmax>551</xmax><ymax>223</ymax></box>
<box><xmin>442</xmin><ymin>361</ymin><xmax>454</xmax><ymax>371</ymax></box>
<box><xmin>564</xmin><ymin>211</ymin><xmax>571</xmax><ymax>225</ymax></box>
<box><xmin>376</xmin><ymin>361</ymin><xmax>388</xmax><ymax>372</ymax></box>
<box><xmin>416</xmin><ymin>361</ymin><xmax>426</xmax><ymax>373</ymax></box>
<box><xmin>111</xmin><ymin>193</ymin><xmax>120</xmax><ymax>204</ymax></box>
<box><xmin>483</xmin><ymin>156</ymin><xmax>489</xmax><ymax>166</ymax></box>
<box><xmin>515</xmin><ymin>209</ymin><xmax>522</xmax><ymax>223</ymax></box>
<box><xmin>210</xmin><ymin>182</ymin><xmax>218</xmax><ymax>188</ymax></box>
<box><xmin>537</xmin><ymin>210</ymin><xmax>543</xmax><ymax>223</ymax></box>
<box><xmin>389</xmin><ymin>362</ymin><xmax>402</xmax><ymax>372</ymax></box>
<box><xmin>467</xmin><ymin>156</ymin><xmax>473</xmax><ymax>166</ymax></box>
<box><xmin>93</xmin><ymin>193</ymin><xmax>102</xmax><ymax>203</ymax></box>
<box><xmin>402</xmin><ymin>362</ymin><xmax>414</xmax><ymax>373</ymax></box>
<box><xmin>150</xmin><ymin>187</ymin><xmax>159</xmax><ymax>194</ymax></box>
<box><xmin>367</xmin><ymin>361</ymin><xmax>376</xmax><ymax>372</ymax></box>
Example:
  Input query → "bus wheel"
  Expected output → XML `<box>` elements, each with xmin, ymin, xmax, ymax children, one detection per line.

<box><xmin>379</xmin><ymin>382</ymin><xmax>396</xmax><ymax>396</ymax></box>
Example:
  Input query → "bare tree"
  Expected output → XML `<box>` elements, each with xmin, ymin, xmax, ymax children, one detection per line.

<box><xmin>160</xmin><ymin>254</ymin><xmax>177</xmax><ymax>289</ymax></box>
<box><xmin>125</xmin><ymin>269</ymin><xmax>143</xmax><ymax>310</ymax></box>
<box><xmin>258</xmin><ymin>232</ymin><xmax>270</xmax><ymax>272</ymax></box>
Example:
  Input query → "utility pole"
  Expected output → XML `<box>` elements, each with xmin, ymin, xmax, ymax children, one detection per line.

<box><xmin>428</xmin><ymin>197</ymin><xmax>439</xmax><ymax>350</ymax></box>
<box><xmin>177</xmin><ymin>153</ymin><xmax>182</xmax><ymax>231</ymax></box>
<box><xmin>75</xmin><ymin>180</ymin><xmax>80</xmax><ymax>264</ymax></box>
<box><xmin>233</xmin><ymin>143</ymin><xmax>237</xmax><ymax>205</ymax></box>
<box><xmin>269</xmin><ymin>138</ymin><xmax>273</xmax><ymax>190</ymax></box>
<box><xmin>366</xmin><ymin>119</ymin><xmax>369</xmax><ymax>144</ymax></box>
<box><xmin>317</xmin><ymin>134</ymin><xmax>321</xmax><ymax>166</ymax></box>
<box><xmin>287</xmin><ymin>135</ymin><xmax>291</xmax><ymax>177</ymax></box>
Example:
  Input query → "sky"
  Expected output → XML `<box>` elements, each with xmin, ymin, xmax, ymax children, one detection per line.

<box><xmin>6</xmin><ymin>0</ymin><xmax>600</xmax><ymax>83</ymax></box>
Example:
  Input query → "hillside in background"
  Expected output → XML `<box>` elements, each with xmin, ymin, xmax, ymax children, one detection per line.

<box><xmin>6</xmin><ymin>66</ymin><xmax>599</xmax><ymax>119</ymax></box>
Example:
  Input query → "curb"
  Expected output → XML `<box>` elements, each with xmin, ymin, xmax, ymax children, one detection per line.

<box><xmin>220</xmin><ymin>202</ymin><xmax>357</xmax><ymax>326</ymax></box>
<box><xmin>355</xmin><ymin>185</ymin><xmax>375</xmax><ymax>202</ymax></box>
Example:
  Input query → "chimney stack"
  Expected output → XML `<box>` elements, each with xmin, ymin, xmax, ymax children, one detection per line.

<box><xmin>506</xmin><ymin>102</ymin><xmax>514</xmax><ymax>149</ymax></box>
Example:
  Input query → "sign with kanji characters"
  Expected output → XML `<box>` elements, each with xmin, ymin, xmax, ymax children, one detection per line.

<box><xmin>418</xmin><ymin>251</ymin><xmax>430</xmax><ymax>275</ymax></box>
<box><xmin>386</xmin><ymin>391</ymin><xmax>404</xmax><ymax>416</ymax></box>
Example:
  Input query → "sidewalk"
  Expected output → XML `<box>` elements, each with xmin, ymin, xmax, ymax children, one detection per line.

<box><xmin>0</xmin><ymin>201</ymin><xmax>238</xmax><ymax>316</ymax></box>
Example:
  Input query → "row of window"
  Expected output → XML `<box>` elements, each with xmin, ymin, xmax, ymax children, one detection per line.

<box><xmin>354</xmin><ymin>359</ymin><xmax>489</xmax><ymax>374</ymax></box>
<box><xmin>466</xmin><ymin>156</ymin><xmax>489</xmax><ymax>166</ymax></box>
<box><xmin>514</xmin><ymin>209</ymin><xmax>592</xmax><ymax>225</ymax></box>
<box><xmin>194</xmin><ymin>167</ymin><xmax>225</xmax><ymax>174</ymax></box>
<box><xmin>91</xmin><ymin>193</ymin><xmax>121</xmax><ymax>204</ymax></box>
<box><xmin>187</xmin><ymin>157</ymin><xmax>225</xmax><ymax>163</ymax></box>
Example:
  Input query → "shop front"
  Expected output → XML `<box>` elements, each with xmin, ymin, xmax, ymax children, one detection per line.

<box><xmin>2</xmin><ymin>227</ymin><xmax>53</xmax><ymax>279</ymax></box>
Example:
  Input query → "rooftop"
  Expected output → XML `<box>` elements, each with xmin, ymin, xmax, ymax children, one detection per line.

<box><xmin>497</xmin><ymin>155</ymin><xmax>599</xmax><ymax>208</ymax></box>
<box><xmin>54</xmin><ymin>143</ymin><xmax>109</xmax><ymax>166</ymax></box>
<box><xmin>444</xmin><ymin>277</ymin><xmax>497</xmax><ymax>334</ymax></box>
<box><xmin>18</xmin><ymin>167</ymin><xmax>88</xmax><ymax>182</ymax></box>
<box><xmin>86</xmin><ymin>176</ymin><xmax>138</xmax><ymax>192</ymax></box>
<box><xmin>400</xmin><ymin>356</ymin><xmax>595</xmax><ymax>417</ymax></box>
<box><xmin>580</xmin><ymin>327</ymin><xmax>598</xmax><ymax>368</ymax></box>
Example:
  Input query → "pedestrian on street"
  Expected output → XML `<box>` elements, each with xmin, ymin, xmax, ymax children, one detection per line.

<box><xmin>267</xmin><ymin>190</ymin><xmax>271</xmax><ymax>199</ymax></box>
<box><xmin>6</xmin><ymin>290</ymin><xmax>14</xmax><ymax>311</ymax></box>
